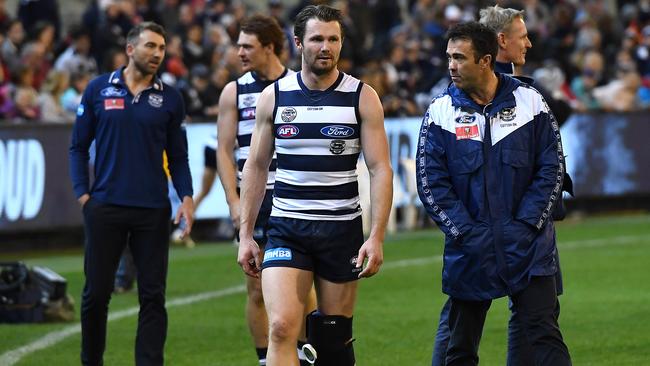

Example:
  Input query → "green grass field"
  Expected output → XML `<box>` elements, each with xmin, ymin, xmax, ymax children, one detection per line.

<box><xmin>1</xmin><ymin>214</ymin><xmax>650</xmax><ymax>365</ymax></box>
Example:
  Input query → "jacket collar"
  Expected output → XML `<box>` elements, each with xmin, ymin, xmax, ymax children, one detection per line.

<box><xmin>495</xmin><ymin>61</ymin><xmax>514</xmax><ymax>75</ymax></box>
<box><xmin>447</xmin><ymin>73</ymin><xmax>521</xmax><ymax>117</ymax></box>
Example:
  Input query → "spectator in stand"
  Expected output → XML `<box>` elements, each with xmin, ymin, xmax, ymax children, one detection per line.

<box><xmin>159</xmin><ymin>34</ymin><xmax>188</xmax><ymax>86</ymax></box>
<box><xmin>533</xmin><ymin>61</ymin><xmax>581</xmax><ymax>112</ymax></box>
<box><xmin>84</xmin><ymin>0</ymin><xmax>135</xmax><ymax>67</ymax></box>
<box><xmin>157</xmin><ymin>0</ymin><xmax>181</xmax><ymax>33</ymax></box>
<box><xmin>179</xmin><ymin>63</ymin><xmax>218</xmax><ymax>121</ymax></box>
<box><xmin>38</xmin><ymin>69</ymin><xmax>71</xmax><ymax>123</ymax></box>
<box><xmin>61</xmin><ymin>70</ymin><xmax>90</xmax><ymax>114</ymax></box>
<box><xmin>182</xmin><ymin>21</ymin><xmax>210</xmax><ymax>69</ymax></box>
<box><xmin>546</xmin><ymin>3</ymin><xmax>577</xmax><ymax>81</ymax></box>
<box><xmin>28</xmin><ymin>21</ymin><xmax>56</xmax><ymax>59</ymax></box>
<box><xmin>571</xmin><ymin>49</ymin><xmax>605</xmax><ymax>111</ymax></box>
<box><xmin>20</xmin><ymin>42</ymin><xmax>51</xmax><ymax>91</ymax></box>
<box><xmin>1</xmin><ymin>19</ymin><xmax>25</xmax><ymax>71</ymax></box>
<box><xmin>135</xmin><ymin>0</ymin><xmax>163</xmax><ymax>24</ymax></box>
<box><xmin>205</xmin><ymin>23</ymin><xmax>230</xmax><ymax>60</ymax></box>
<box><xmin>101</xmin><ymin>47</ymin><xmax>127</xmax><ymax>74</ymax></box>
<box><xmin>0</xmin><ymin>0</ymin><xmax>10</xmax><ymax>32</ymax></box>
<box><xmin>634</xmin><ymin>26</ymin><xmax>650</xmax><ymax>77</ymax></box>
<box><xmin>17</xmin><ymin>0</ymin><xmax>61</xmax><ymax>40</ymax></box>
<box><xmin>55</xmin><ymin>25</ymin><xmax>98</xmax><ymax>77</ymax></box>
<box><xmin>593</xmin><ymin>51</ymin><xmax>642</xmax><ymax>111</ymax></box>
<box><xmin>7</xmin><ymin>65</ymin><xmax>39</xmax><ymax>122</ymax></box>
<box><xmin>174</xmin><ymin>2</ymin><xmax>195</xmax><ymax>36</ymax></box>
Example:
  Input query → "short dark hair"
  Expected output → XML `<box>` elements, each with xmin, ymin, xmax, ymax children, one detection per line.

<box><xmin>240</xmin><ymin>14</ymin><xmax>285</xmax><ymax>56</ymax></box>
<box><xmin>293</xmin><ymin>5</ymin><xmax>344</xmax><ymax>43</ymax></box>
<box><xmin>446</xmin><ymin>22</ymin><xmax>498</xmax><ymax>68</ymax></box>
<box><xmin>126</xmin><ymin>21</ymin><xmax>167</xmax><ymax>46</ymax></box>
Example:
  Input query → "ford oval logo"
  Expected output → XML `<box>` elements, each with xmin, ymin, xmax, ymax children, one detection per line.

<box><xmin>320</xmin><ymin>125</ymin><xmax>354</xmax><ymax>138</ymax></box>
<box><xmin>100</xmin><ymin>86</ymin><xmax>128</xmax><ymax>97</ymax></box>
<box><xmin>277</xmin><ymin>125</ymin><xmax>299</xmax><ymax>138</ymax></box>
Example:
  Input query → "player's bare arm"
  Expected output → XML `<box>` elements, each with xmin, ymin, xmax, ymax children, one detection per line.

<box><xmin>216</xmin><ymin>81</ymin><xmax>242</xmax><ymax>229</ymax></box>
<box><xmin>237</xmin><ymin>84</ymin><xmax>276</xmax><ymax>277</ymax></box>
<box><xmin>356</xmin><ymin>84</ymin><xmax>393</xmax><ymax>278</ymax></box>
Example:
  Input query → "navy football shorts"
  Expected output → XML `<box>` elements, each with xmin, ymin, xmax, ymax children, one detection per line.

<box><xmin>262</xmin><ymin>216</ymin><xmax>364</xmax><ymax>283</ymax></box>
<box><xmin>204</xmin><ymin>146</ymin><xmax>217</xmax><ymax>170</ymax></box>
<box><xmin>236</xmin><ymin>189</ymin><xmax>273</xmax><ymax>245</ymax></box>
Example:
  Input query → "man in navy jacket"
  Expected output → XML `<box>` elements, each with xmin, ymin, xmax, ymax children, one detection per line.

<box><xmin>69</xmin><ymin>22</ymin><xmax>193</xmax><ymax>366</ymax></box>
<box><xmin>417</xmin><ymin>22</ymin><xmax>571</xmax><ymax>366</ymax></box>
<box><xmin>431</xmin><ymin>7</ymin><xmax>571</xmax><ymax>366</ymax></box>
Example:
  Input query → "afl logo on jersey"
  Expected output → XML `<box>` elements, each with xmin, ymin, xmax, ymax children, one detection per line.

<box><xmin>281</xmin><ymin>107</ymin><xmax>297</xmax><ymax>122</ymax></box>
<box><xmin>320</xmin><ymin>125</ymin><xmax>354</xmax><ymax>138</ymax></box>
<box><xmin>277</xmin><ymin>125</ymin><xmax>300</xmax><ymax>138</ymax></box>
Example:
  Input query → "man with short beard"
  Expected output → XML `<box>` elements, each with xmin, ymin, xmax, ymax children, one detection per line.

<box><xmin>69</xmin><ymin>22</ymin><xmax>193</xmax><ymax>366</ymax></box>
<box><xmin>237</xmin><ymin>5</ymin><xmax>393</xmax><ymax>366</ymax></box>
<box><xmin>216</xmin><ymin>14</ymin><xmax>317</xmax><ymax>366</ymax></box>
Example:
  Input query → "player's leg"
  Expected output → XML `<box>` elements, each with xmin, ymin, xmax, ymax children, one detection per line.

<box><xmin>193</xmin><ymin>167</ymin><xmax>216</xmax><ymax>210</ymax></box>
<box><xmin>114</xmin><ymin>240</ymin><xmax>136</xmax><ymax>293</ymax></box>
<box><xmin>510</xmin><ymin>275</ymin><xmax>571</xmax><ymax>366</ymax></box>
<box><xmin>194</xmin><ymin>146</ymin><xmax>218</xmax><ymax>210</ymax></box>
<box><xmin>445</xmin><ymin>297</ymin><xmax>491</xmax><ymax>366</ymax></box>
<box><xmin>298</xmin><ymin>286</ymin><xmax>318</xmax><ymax>365</ymax></box>
<box><xmin>246</xmin><ymin>274</ymin><xmax>269</xmax><ymax>365</ymax></box>
<box><xmin>262</xmin><ymin>267</ymin><xmax>314</xmax><ymax>366</ymax></box>
<box><xmin>129</xmin><ymin>204</ymin><xmax>171</xmax><ymax>366</ymax></box>
<box><xmin>432</xmin><ymin>297</ymin><xmax>452</xmax><ymax>366</ymax></box>
<box><xmin>307</xmin><ymin>278</ymin><xmax>358</xmax><ymax>366</ymax></box>
<box><xmin>305</xmin><ymin>216</ymin><xmax>364</xmax><ymax>366</ymax></box>
<box><xmin>80</xmin><ymin>200</ymin><xmax>129</xmax><ymax>365</ymax></box>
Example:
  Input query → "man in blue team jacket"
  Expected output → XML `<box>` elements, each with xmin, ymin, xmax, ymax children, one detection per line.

<box><xmin>416</xmin><ymin>22</ymin><xmax>571</xmax><ymax>366</ymax></box>
<box><xmin>431</xmin><ymin>7</ymin><xmax>571</xmax><ymax>366</ymax></box>
<box><xmin>69</xmin><ymin>22</ymin><xmax>193</xmax><ymax>366</ymax></box>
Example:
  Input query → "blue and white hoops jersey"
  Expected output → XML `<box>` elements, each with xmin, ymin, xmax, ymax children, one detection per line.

<box><xmin>272</xmin><ymin>72</ymin><xmax>363</xmax><ymax>221</ymax></box>
<box><xmin>236</xmin><ymin>69</ymin><xmax>291</xmax><ymax>189</ymax></box>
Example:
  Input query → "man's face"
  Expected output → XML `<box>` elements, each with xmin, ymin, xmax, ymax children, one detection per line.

<box><xmin>237</xmin><ymin>32</ymin><xmax>270</xmax><ymax>73</ymax></box>
<box><xmin>447</xmin><ymin>38</ymin><xmax>485</xmax><ymax>91</ymax></box>
<box><xmin>296</xmin><ymin>19</ymin><xmax>342</xmax><ymax>76</ymax></box>
<box><xmin>127</xmin><ymin>29</ymin><xmax>166</xmax><ymax>76</ymax></box>
<box><xmin>499</xmin><ymin>17</ymin><xmax>531</xmax><ymax>66</ymax></box>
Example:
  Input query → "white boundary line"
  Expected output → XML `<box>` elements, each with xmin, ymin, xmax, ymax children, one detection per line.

<box><xmin>0</xmin><ymin>286</ymin><xmax>245</xmax><ymax>366</ymax></box>
<box><xmin>1</xmin><ymin>234</ymin><xmax>648</xmax><ymax>365</ymax></box>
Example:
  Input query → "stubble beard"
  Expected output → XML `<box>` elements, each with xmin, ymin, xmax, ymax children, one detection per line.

<box><xmin>310</xmin><ymin>57</ymin><xmax>337</xmax><ymax>76</ymax></box>
<box><xmin>133</xmin><ymin>57</ymin><xmax>159</xmax><ymax>77</ymax></box>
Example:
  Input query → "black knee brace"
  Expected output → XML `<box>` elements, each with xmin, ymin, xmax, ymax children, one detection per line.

<box><xmin>306</xmin><ymin>310</ymin><xmax>355</xmax><ymax>366</ymax></box>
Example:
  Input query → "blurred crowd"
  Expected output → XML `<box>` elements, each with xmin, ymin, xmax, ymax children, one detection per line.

<box><xmin>0</xmin><ymin>0</ymin><xmax>649</xmax><ymax>124</ymax></box>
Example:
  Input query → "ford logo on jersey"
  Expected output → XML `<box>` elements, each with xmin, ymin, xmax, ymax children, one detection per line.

<box><xmin>277</xmin><ymin>125</ymin><xmax>299</xmax><ymax>138</ymax></box>
<box><xmin>100</xmin><ymin>86</ymin><xmax>128</xmax><ymax>97</ymax></box>
<box><xmin>320</xmin><ymin>125</ymin><xmax>354</xmax><ymax>138</ymax></box>
<box><xmin>263</xmin><ymin>247</ymin><xmax>293</xmax><ymax>263</ymax></box>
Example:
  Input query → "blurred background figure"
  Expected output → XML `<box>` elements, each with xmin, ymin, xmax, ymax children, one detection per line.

<box><xmin>54</xmin><ymin>25</ymin><xmax>97</xmax><ymax>77</ymax></box>
<box><xmin>60</xmin><ymin>70</ymin><xmax>90</xmax><ymax>115</ymax></box>
<box><xmin>38</xmin><ymin>69</ymin><xmax>71</xmax><ymax>123</ymax></box>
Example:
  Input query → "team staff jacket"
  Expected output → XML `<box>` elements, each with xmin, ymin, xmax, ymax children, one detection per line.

<box><xmin>416</xmin><ymin>73</ymin><xmax>564</xmax><ymax>301</ymax></box>
<box><xmin>69</xmin><ymin>68</ymin><xmax>193</xmax><ymax>208</ymax></box>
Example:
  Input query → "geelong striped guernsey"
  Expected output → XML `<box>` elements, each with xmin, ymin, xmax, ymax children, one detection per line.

<box><xmin>272</xmin><ymin>71</ymin><xmax>364</xmax><ymax>221</ymax></box>
<box><xmin>236</xmin><ymin>68</ymin><xmax>291</xmax><ymax>189</ymax></box>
